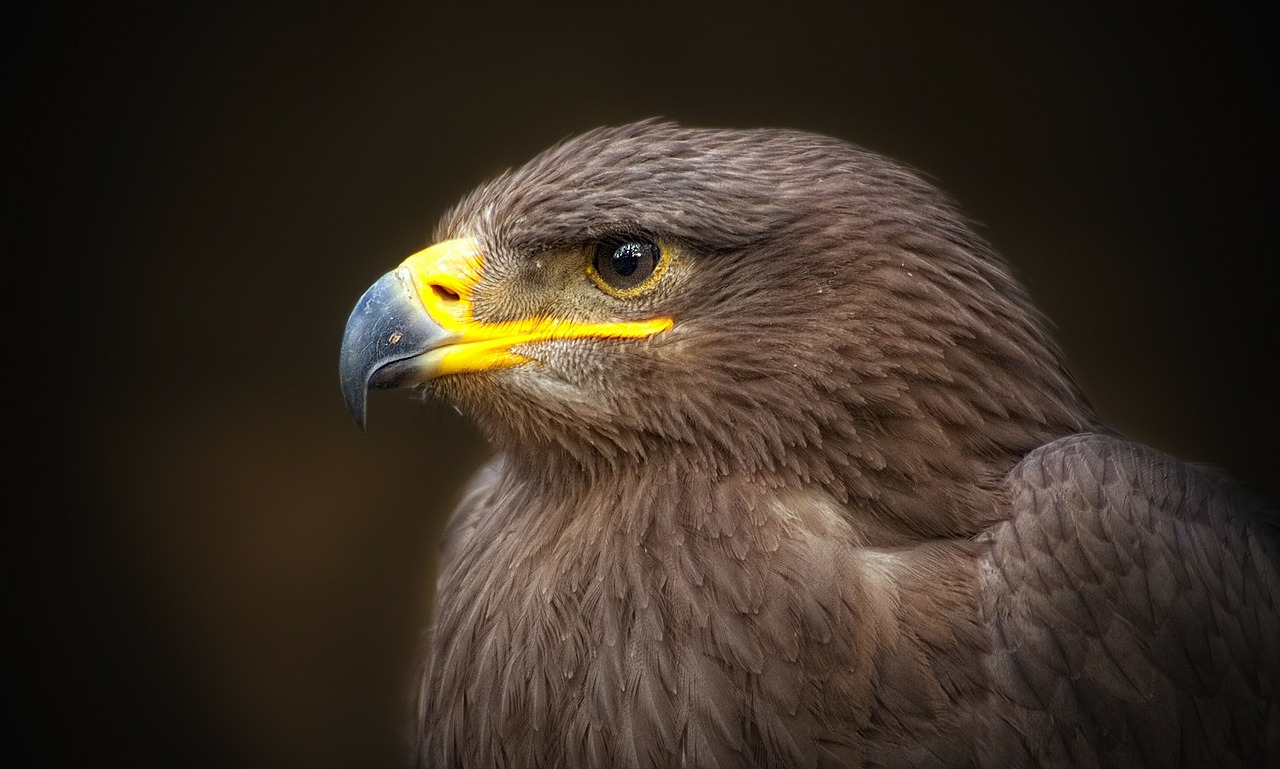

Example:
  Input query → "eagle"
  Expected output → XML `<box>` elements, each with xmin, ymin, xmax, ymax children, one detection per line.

<box><xmin>339</xmin><ymin>122</ymin><xmax>1279</xmax><ymax>768</ymax></box>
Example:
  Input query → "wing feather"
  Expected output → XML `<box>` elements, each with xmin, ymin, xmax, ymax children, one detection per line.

<box><xmin>983</xmin><ymin>432</ymin><xmax>1280</xmax><ymax>767</ymax></box>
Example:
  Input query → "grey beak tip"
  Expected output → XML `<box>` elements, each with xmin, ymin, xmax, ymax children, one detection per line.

<box><xmin>339</xmin><ymin>269</ymin><xmax>449</xmax><ymax>433</ymax></box>
<box><xmin>340</xmin><ymin>373</ymin><xmax>370</xmax><ymax>432</ymax></box>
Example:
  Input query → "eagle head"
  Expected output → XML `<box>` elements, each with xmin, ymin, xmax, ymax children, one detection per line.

<box><xmin>340</xmin><ymin>121</ymin><xmax>1095</xmax><ymax>537</ymax></box>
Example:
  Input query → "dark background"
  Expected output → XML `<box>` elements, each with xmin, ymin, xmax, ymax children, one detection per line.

<box><xmin>7</xmin><ymin>2</ymin><xmax>1277</xmax><ymax>768</ymax></box>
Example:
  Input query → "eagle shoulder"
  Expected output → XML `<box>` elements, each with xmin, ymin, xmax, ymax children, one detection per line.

<box><xmin>980</xmin><ymin>432</ymin><xmax>1280</xmax><ymax>766</ymax></box>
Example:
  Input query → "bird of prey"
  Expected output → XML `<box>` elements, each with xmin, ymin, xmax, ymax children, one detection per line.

<box><xmin>339</xmin><ymin>121</ymin><xmax>1279</xmax><ymax>768</ymax></box>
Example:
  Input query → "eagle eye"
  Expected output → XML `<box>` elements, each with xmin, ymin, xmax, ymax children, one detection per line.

<box><xmin>588</xmin><ymin>236</ymin><xmax>668</xmax><ymax>297</ymax></box>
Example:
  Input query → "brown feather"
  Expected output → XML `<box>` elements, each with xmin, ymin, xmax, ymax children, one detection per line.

<box><xmin>371</xmin><ymin>122</ymin><xmax>1280</xmax><ymax>767</ymax></box>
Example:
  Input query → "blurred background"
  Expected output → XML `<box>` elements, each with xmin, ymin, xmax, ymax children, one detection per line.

<box><xmin>6</xmin><ymin>2</ymin><xmax>1277</xmax><ymax>768</ymax></box>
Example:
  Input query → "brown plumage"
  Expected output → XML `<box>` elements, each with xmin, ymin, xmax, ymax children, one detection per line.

<box><xmin>339</xmin><ymin>121</ymin><xmax>1279</xmax><ymax>768</ymax></box>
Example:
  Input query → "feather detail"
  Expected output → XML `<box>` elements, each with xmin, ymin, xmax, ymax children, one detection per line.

<box><xmin>373</xmin><ymin>123</ymin><xmax>1280</xmax><ymax>768</ymax></box>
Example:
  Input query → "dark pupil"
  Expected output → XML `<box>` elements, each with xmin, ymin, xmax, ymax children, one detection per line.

<box><xmin>612</xmin><ymin>242</ymin><xmax>644</xmax><ymax>276</ymax></box>
<box><xmin>595</xmin><ymin>237</ymin><xmax>659</xmax><ymax>291</ymax></box>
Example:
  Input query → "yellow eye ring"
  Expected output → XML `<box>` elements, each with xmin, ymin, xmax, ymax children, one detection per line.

<box><xmin>587</xmin><ymin>236</ymin><xmax>672</xmax><ymax>298</ymax></box>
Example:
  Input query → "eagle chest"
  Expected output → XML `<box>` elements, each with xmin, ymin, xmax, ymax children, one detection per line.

<box><xmin>422</xmin><ymin>487</ymin><xmax>882</xmax><ymax>766</ymax></box>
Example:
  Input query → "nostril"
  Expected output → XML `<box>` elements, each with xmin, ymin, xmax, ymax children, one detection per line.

<box><xmin>431</xmin><ymin>284</ymin><xmax>460</xmax><ymax>302</ymax></box>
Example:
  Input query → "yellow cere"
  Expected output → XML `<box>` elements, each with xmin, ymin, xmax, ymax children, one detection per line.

<box><xmin>397</xmin><ymin>238</ymin><xmax>674</xmax><ymax>377</ymax></box>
